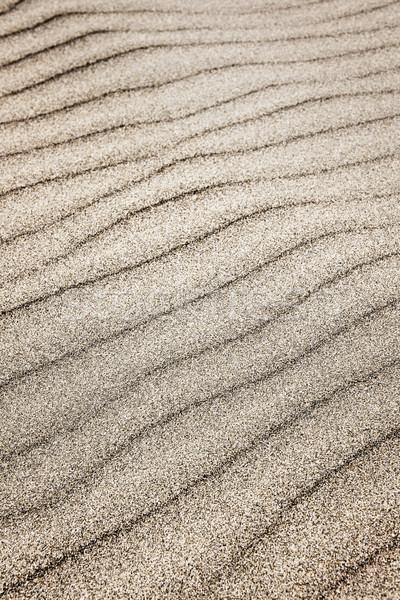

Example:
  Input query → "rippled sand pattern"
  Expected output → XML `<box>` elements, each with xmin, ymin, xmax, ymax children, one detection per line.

<box><xmin>0</xmin><ymin>0</ymin><xmax>400</xmax><ymax>598</ymax></box>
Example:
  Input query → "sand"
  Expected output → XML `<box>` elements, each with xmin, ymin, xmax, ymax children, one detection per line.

<box><xmin>0</xmin><ymin>0</ymin><xmax>399</xmax><ymax>598</ymax></box>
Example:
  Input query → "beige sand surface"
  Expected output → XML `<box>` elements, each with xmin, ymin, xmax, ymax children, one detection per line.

<box><xmin>0</xmin><ymin>0</ymin><xmax>399</xmax><ymax>598</ymax></box>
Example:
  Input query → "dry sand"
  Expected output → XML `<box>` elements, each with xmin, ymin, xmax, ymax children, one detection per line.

<box><xmin>0</xmin><ymin>0</ymin><xmax>400</xmax><ymax>598</ymax></box>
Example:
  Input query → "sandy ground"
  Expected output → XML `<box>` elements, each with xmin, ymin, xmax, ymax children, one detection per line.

<box><xmin>0</xmin><ymin>0</ymin><xmax>400</xmax><ymax>598</ymax></box>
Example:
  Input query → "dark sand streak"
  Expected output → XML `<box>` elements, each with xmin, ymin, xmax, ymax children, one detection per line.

<box><xmin>3</xmin><ymin>62</ymin><xmax>400</xmax><ymax>162</ymax></box>
<box><xmin>1</xmin><ymin>259</ymin><xmax>399</xmax><ymax>524</ymax></box>
<box><xmin>1</xmin><ymin>223</ymin><xmax>397</xmax><ymax>398</ymax></box>
<box><xmin>2</xmin><ymin>37</ymin><xmax>400</xmax><ymax>126</ymax></box>
<box><xmin>2</xmin><ymin>20</ymin><xmax>398</xmax><ymax>71</ymax></box>
<box><xmin>2</xmin><ymin>148</ymin><xmax>399</xmax><ymax>315</ymax></box>
<box><xmin>2</xmin><ymin>400</ymin><xmax>399</xmax><ymax>597</ymax></box>
<box><xmin>2</xmin><ymin>106</ymin><xmax>399</xmax><ymax>211</ymax></box>
<box><xmin>209</xmin><ymin>426</ymin><xmax>400</xmax><ymax>589</ymax></box>
<box><xmin>315</xmin><ymin>534</ymin><xmax>400</xmax><ymax>599</ymax></box>
<box><xmin>1</xmin><ymin>0</ymin><xmax>397</xmax><ymax>41</ymax></box>
<box><xmin>3</xmin><ymin>31</ymin><xmax>400</xmax><ymax>105</ymax></box>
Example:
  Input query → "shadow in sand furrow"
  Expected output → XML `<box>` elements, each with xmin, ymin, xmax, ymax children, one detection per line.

<box><xmin>2</xmin><ymin>83</ymin><xmax>400</xmax><ymax>194</ymax></box>
<box><xmin>1</xmin><ymin>106</ymin><xmax>399</xmax><ymax>208</ymax></box>
<box><xmin>4</xmin><ymin>155</ymin><xmax>400</xmax><ymax>288</ymax></box>
<box><xmin>207</xmin><ymin>430</ymin><xmax>400</xmax><ymax>599</ymax></box>
<box><xmin>2</xmin><ymin>62</ymin><xmax>400</xmax><ymax>161</ymax></box>
<box><xmin>1</xmin><ymin>320</ymin><xmax>399</xmax><ymax>524</ymax></box>
<box><xmin>2</xmin><ymin>149</ymin><xmax>398</xmax><ymax>256</ymax></box>
<box><xmin>316</xmin><ymin>534</ymin><xmax>400</xmax><ymax>599</ymax></box>
<box><xmin>2</xmin><ymin>380</ymin><xmax>399</xmax><ymax>597</ymax></box>
<box><xmin>1</xmin><ymin>0</ymin><xmax>397</xmax><ymax>42</ymax></box>
<box><xmin>1</xmin><ymin>248</ymin><xmax>398</xmax><ymax>462</ymax></box>
<box><xmin>0</xmin><ymin>0</ymin><xmax>26</xmax><ymax>16</ymax></box>
<box><xmin>2</xmin><ymin>19</ymin><xmax>398</xmax><ymax>72</ymax></box>
<box><xmin>2</xmin><ymin>189</ymin><xmax>399</xmax><ymax>313</ymax></box>
<box><xmin>2</xmin><ymin>270</ymin><xmax>399</xmax><ymax>513</ymax></box>
<box><xmin>1</xmin><ymin>221</ymin><xmax>398</xmax><ymax>412</ymax></box>
<box><xmin>2</xmin><ymin>35</ymin><xmax>400</xmax><ymax>121</ymax></box>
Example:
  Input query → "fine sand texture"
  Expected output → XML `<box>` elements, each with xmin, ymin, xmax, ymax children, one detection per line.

<box><xmin>0</xmin><ymin>0</ymin><xmax>400</xmax><ymax>598</ymax></box>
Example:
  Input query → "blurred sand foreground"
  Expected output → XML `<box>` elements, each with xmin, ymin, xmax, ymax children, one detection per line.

<box><xmin>0</xmin><ymin>0</ymin><xmax>400</xmax><ymax>597</ymax></box>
